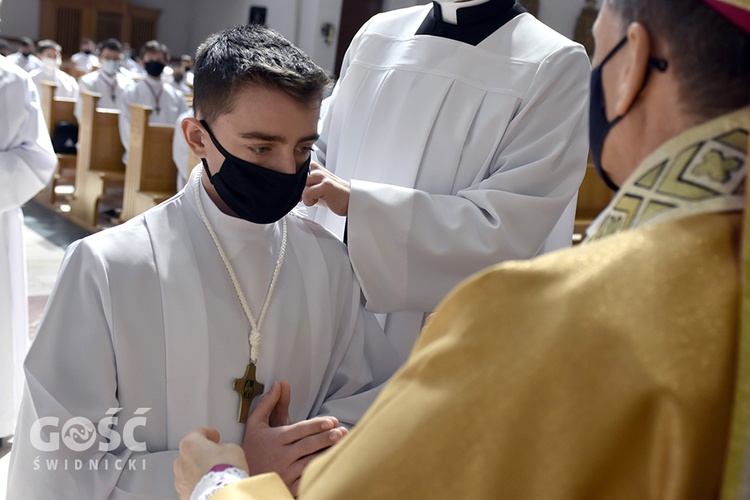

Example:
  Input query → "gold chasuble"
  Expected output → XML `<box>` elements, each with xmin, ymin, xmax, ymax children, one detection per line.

<box><xmin>214</xmin><ymin>111</ymin><xmax>747</xmax><ymax>499</ymax></box>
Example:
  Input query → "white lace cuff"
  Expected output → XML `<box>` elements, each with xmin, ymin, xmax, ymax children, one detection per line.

<box><xmin>191</xmin><ymin>466</ymin><xmax>250</xmax><ymax>500</ymax></box>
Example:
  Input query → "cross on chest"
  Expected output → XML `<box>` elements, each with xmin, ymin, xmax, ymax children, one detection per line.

<box><xmin>232</xmin><ymin>363</ymin><xmax>265</xmax><ymax>423</ymax></box>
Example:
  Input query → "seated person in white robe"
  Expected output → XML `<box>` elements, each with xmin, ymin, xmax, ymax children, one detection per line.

<box><xmin>8</xmin><ymin>24</ymin><xmax>400</xmax><ymax>499</ymax></box>
<box><xmin>6</xmin><ymin>36</ymin><xmax>42</xmax><ymax>73</ymax></box>
<box><xmin>70</xmin><ymin>38</ymin><xmax>99</xmax><ymax>73</ymax></box>
<box><xmin>29</xmin><ymin>39</ymin><xmax>79</xmax><ymax>99</ymax></box>
<box><xmin>118</xmin><ymin>40</ymin><xmax>189</xmax><ymax>163</ymax></box>
<box><xmin>74</xmin><ymin>38</ymin><xmax>133</xmax><ymax>123</ymax></box>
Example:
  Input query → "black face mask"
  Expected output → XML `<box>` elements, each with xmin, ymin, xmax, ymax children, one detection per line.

<box><xmin>199</xmin><ymin>120</ymin><xmax>310</xmax><ymax>224</ymax></box>
<box><xmin>144</xmin><ymin>61</ymin><xmax>165</xmax><ymax>77</ymax></box>
<box><xmin>173</xmin><ymin>73</ymin><xmax>184</xmax><ymax>84</ymax></box>
<box><xmin>589</xmin><ymin>37</ymin><xmax>668</xmax><ymax>191</ymax></box>
<box><xmin>83</xmin><ymin>49</ymin><xmax>92</xmax><ymax>55</ymax></box>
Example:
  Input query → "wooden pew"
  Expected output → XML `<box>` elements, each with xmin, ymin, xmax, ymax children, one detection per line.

<box><xmin>121</xmin><ymin>105</ymin><xmax>177</xmax><ymax>221</ymax></box>
<box><xmin>573</xmin><ymin>158</ymin><xmax>614</xmax><ymax>243</ymax></box>
<box><xmin>69</xmin><ymin>91</ymin><xmax>126</xmax><ymax>231</ymax></box>
<box><xmin>39</xmin><ymin>81</ymin><xmax>78</xmax><ymax>204</ymax></box>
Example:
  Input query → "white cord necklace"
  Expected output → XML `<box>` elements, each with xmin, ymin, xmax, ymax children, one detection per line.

<box><xmin>193</xmin><ymin>168</ymin><xmax>287</xmax><ymax>364</ymax></box>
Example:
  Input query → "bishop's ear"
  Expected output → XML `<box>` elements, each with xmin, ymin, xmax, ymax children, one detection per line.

<box><xmin>182</xmin><ymin>117</ymin><xmax>209</xmax><ymax>158</ymax></box>
<box><xmin>613</xmin><ymin>22</ymin><xmax>652</xmax><ymax>116</ymax></box>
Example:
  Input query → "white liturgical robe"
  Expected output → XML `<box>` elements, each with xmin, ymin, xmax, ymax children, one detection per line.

<box><xmin>118</xmin><ymin>77</ymin><xmax>189</xmax><ymax>161</ymax></box>
<box><xmin>6</xmin><ymin>52</ymin><xmax>42</xmax><ymax>74</ymax></box>
<box><xmin>312</xmin><ymin>2</ymin><xmax>590</xmax><ymax>358</ymax></box>
<box><xmin>0</xmin><ymin>56</ymin><xmax>56</xmax><ymax>438</ymax></box>
<box><xmin>74</xmin><ymin>69</ymin><xmax>133</xmax><ymax>123</ymax></box>
<box><xmin>8</xmin><ymin>169</ymin><xmax>400</xmax><ymax>499</ymax></box>
<box><xmin>29</xmin><ymin>68</ymin><xmax>79</xmax><ymax>99</ymax></box>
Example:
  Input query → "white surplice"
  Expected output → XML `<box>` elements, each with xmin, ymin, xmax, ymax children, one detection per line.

<box><xmin>29</xmin><ymin>68</ymin><xmax>80</xmax><ymax>100</ymax></box>
<box><xmin>312</xmin><ymin>4</ymin><xmax>590</xmax><ymax>358</ymax></box>
<box><xmin>0</xmin><ymin>56</ymin><xmax>57</xmax><ymax>438</ymax></box>
<box><xmin>74</xmin><ymin>69</ymin><xmax>133</xmax><ymax>123</ymax></box>
<box><xmin>8</xmin><ymin>168</ymin><xmax>400</xmax><ymax>499</ymax></box>
<box><xmin>6</xmin><ymin>52</ymin><xmax>43</xmax><ymax>74</ymax></box>
<box><xmin>118</xmin><ymin>77</ymin><xmax>189</xmax><ymax>162</ymax></box>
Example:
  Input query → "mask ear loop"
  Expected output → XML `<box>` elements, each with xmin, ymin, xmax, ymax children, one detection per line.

<box><xmin>199</xmin><ymin>119</ymin><xmax>240</xmax><ymax>180</ymax></box>
<box><xmin>607</xmin><ymin>51</ymin><xmax>670</xmax><ymax>128</ymax></box>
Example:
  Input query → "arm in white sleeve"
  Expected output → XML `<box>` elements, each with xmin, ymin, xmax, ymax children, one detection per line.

<box><xmin>347</xmin><ymin>45</ymin><xmax>591</xmax><ymax>313</ymax></box>
<box><xmin>311</xmin><ymin>241</ymin><xmax>401</xmax><ymax>427</ymax></box>
<box><xmin>7</xmin><ymin>240</ymin><xmax>180</xmax><ymax>499</ymax></box>
<box><xmin>0</xmin><ymin>68</ymin><xmax>56</xmax><ymax>213</ymax></box>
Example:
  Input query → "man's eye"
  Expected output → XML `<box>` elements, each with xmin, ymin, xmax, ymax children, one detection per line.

<box><xmin>296</xmin><ymin>146</ymin><xmax>314</xmax><ymax>154</ymax></box>
<box><xmin>250</xmin><ymin>146</ymin><xmax>270</xmax><ymax>154</ymax></box>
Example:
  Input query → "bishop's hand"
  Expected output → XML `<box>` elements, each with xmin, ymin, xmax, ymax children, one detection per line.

<box><xmin>301</xmin><ymin>162</ymin><xmax>351</xmax><ymax>216</ymax></box>
<box><xmin>174</xmin><ymin>428</ymin><xmax>248</xmax><ymax>500</ymax></box>
<box><xmin>242</xmin><ymin>381</ymin><xmax>349</xmax><ymax>495</ymax></box>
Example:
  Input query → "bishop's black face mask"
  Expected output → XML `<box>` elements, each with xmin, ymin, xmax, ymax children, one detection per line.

<box><xmin>589</xmin><ymin>37</ymin><xmax>668</xmax><ymax>191</ymax></box>
<box><xmin>199</xmin><ymin>119</ymin><xmax>310</xmax><ymax>224</ymax></box>
<box><xmin>144</xmin><ymin>61</ymin><xmax>165</xmax><ymax>78</ymax></box>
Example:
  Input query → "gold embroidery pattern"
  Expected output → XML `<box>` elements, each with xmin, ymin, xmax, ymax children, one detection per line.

<box><xmin>586</xmin><ymin>123</ymin><xmax>747</xmax><ymax>242</ymax></box>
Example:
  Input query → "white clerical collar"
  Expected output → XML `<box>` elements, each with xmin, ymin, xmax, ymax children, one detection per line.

<box><xmin>437</xmin><ymin>0</ymin><xmax>493</xmax><ymax>24</ymax></box>
<box><xmin>189</xmin><ymin>166</ymin><xmax>277</xmax><ymax>240</ymax></box>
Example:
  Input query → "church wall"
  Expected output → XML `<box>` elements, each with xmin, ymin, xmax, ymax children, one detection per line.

<box><xmin>187</xmin><ymin>0</ymin><xmax>299</xmax><ymax>59</ymax></box>
<box><xmin>296</xmin><ymin>0</ymin><xmax>343</xmax><ymax>74</ymax></box>
<box><xmin>0</xmin><ymin>0</ymin><xmax>42</xmax><ymax>41</ymax></box>
<box><xmin>539</xmin><ymin>0</ymin><xmax>588</xmax><ymax>43</ymax></box>
<box><xmin>131</xmin><ymin>0</ymin><xmax>192</xmax><ymax>59</ymax></box>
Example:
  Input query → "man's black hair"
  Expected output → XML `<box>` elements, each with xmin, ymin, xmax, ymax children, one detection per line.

<box><xmin>193</xmin><ymin>24</ymin><xmax>330</xmax><ymax>124</ymax></box>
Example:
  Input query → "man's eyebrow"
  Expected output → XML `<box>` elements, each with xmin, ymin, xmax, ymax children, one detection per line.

<box><xmin>238</xmin><ymin>132</ymin><xmax>284</xmax><ymax>142</ymax></box>
<box><xmin>237</xmin><ymin>132</ymin><xmax>320</xmax><ymax>143</ymax></box>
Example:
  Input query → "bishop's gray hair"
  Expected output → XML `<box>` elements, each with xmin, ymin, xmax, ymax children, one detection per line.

<box><xmin>606</xmin><ymin>0</ymin><xmax>750</xmax><ymax>119</ymax></box>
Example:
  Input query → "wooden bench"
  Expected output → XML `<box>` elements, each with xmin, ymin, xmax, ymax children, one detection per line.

<box><xmin>573</xmin><ymin>158</ymin><xmax>614</xmax><ymax>243</ymax></box>
<box><xmin>68</xmin><ymin>91</ymin><xmax>126</xmax><ymax>231</ymax></box>
<box><xmin>120</xmin><ymin>104</ymin><xmax>177</xmax><ymax>222</ymax></box>
<box><xmin>39</xmin><ymin>81</ymin><xmax>78</xmax><ymax>204</ymax></box>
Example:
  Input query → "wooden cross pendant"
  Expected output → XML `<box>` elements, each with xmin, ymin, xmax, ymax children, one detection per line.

<box><xmin>232</xmin><ymin>363</ymin><xmax>264</xmax><ymax>423</ymax></box>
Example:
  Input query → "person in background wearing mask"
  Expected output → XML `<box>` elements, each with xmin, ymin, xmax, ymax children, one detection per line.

<box><xmin>0</xmin><ymin>38</ymin><xmax>12</xmax><ymax>57</ymax></box>
<box><xmin>120</xmin><ymin>42</ymin><xmax>142</xmax><ymax>76</ymax></box>
<box><xmin>117</xmin><ymin>40</ymin><xmax>188</xmax><ymax>162</ymax></box>
<box><xmin>6</xmin><ymin>36</ymin><xmax>42</xmax><ymax>73</ymax></box>
<box><xmin>70</xmin><ymin>37</ymin><xmax>99</xmax><ymax>73</ymax></box>
<box><xmin>171</xmin><ymin>63</ymin><xmax>192</xmax><ymax>96</ymax></box>
<box><xmin>74</xmin><ymin>38</ymin><xmax>133</xmax><ymax>123</ymax></box>
<box><xmin>180</xmin><ymin>53</ymin><xmax>195</xmax><ymax>87</ymax></box>
<box><xmin>29</xmin><ymin>39</ymin><xmax>79</xmax><ymax>99</ymax></box>
<box><xmin>174</xmin><ymin>0</ymin><xmax>750</xmax><ymax>498</ymax></box>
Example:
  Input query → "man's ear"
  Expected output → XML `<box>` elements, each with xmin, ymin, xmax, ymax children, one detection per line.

<box><xmin>613</xmin><ymin>22</ymin><xmax>652</xmax><ymax>116</ymax></box>
<box><xmin>182</xmin><ymin>117</ymin><xmax>208</xmax><ymax>158</ymax></box>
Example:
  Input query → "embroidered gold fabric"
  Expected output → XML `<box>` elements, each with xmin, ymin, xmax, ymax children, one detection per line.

<box><xmin>586</xmin><ymin>108</ymin><xmax>747</xmax><ymax>242</ymax></box>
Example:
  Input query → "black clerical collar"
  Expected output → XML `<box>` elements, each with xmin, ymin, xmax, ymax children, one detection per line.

<box><xmin>417</xmin><ymin>0</ymin><xmax>526</xmax><ymax>45</ymax></box>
